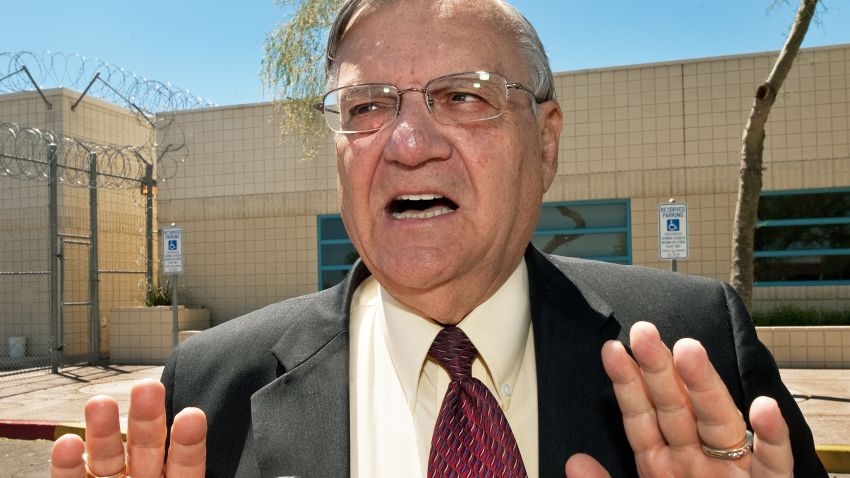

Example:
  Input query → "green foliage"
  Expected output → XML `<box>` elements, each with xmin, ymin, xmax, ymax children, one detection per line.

<box><xmin>261</xmin><ymin>0</ymin><xmax>342</xmax><ymax>156</ymax></box>
<box><xmin>146</xmin><ymin>278</ymin><xmax>172</xmax><ymax>306</ymax></box>
<box><xmin>752</xmin><ymin>304</ymin><xmax>850</xmax><ymax>326</ymax></box>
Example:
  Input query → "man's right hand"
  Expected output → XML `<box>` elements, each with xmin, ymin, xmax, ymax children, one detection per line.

<box><xmin>50</xmin><ymin>379</ymin><xmax>207</xmax><ymax>478</ymax></box>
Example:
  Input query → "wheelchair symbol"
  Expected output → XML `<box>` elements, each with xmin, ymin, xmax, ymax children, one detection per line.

<box><xmin>666</xmin><ymin>219</ymin><xmax>680</xmax><ymax>232</ymax></box>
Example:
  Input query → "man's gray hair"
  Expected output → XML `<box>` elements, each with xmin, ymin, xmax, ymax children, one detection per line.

<box><xmin>324</xmin><ymin>0</ymin><xmax>556</xmax><ymax>102</ymax></box>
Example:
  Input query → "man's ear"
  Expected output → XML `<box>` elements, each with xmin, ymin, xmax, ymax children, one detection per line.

<box><xmin>537</xmin><ymin>100</ymin><xmax>563</xmax><ymax>191</ymax></box>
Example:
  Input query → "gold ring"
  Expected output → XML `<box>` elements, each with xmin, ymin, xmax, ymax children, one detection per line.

<box><xmin>701</xmin><ymin>430</ymin><xmax>754</xmax><ymax>460</ymax></box>
<box><xmin>83</xmin><ymin>452</ymin><xmax>127</xmax><ymax>478</ymax></box>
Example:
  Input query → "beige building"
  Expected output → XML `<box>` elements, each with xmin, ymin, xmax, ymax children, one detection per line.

<box><xmin>157</xmin><ymin>44</ymin><xmax>850</xmax><ymax>326</ymax></box>
<box><xmin>2</xmin><ymin>44</ymin><xmax>849</xmax><ymax>360</ymax></box>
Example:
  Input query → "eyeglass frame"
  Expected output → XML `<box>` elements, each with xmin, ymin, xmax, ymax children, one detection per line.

<box><xmin>312</xmin><ymin>71</ymin><xmax>548</xmax><ymax>134</ymax></box>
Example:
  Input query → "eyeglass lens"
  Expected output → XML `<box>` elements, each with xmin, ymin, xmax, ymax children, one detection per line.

<box><xmin>322</xmin><ymin>72</ymin><xmax>509</xmax><ymax>133</ymax></box>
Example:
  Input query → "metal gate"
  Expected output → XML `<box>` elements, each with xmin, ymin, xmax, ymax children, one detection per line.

<box><xmin>59</xmin><ymin>237</ymin><xmax>92</xmax><ymax>367</ymax></box>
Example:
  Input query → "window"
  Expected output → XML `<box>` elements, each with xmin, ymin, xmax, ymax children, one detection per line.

<box><xmin>317</xmin><ymin>215</ymin><xmax>359</xmax><ymax>290</ymax></box>
<box><xmin>317</xmin><ymin>199</ymin><xmax>632</xmax><ymax>289</ymax></box>
<box><xmin>754</xmin><ymin>188</ymin><xmax>850</xmax><ymax>286</ymax></box>
<box><xmin>531</xmin><ymin>199</ymin><xmax>631</xmax><ymax>264</ymax></box>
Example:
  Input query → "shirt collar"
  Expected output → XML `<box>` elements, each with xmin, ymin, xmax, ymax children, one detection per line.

<box><xmin>381</xmin><ymin>260</ymin><xmax>531</xmax><ymax>409</ymax></box>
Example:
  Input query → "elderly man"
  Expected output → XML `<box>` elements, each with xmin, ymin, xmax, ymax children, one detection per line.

<box><xmin>51</xmin><ymin>0</ymin><xmax>826</xmax><ymax>477</ymax></box>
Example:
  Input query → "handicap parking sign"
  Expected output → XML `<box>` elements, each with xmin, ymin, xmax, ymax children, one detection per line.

<box><xmin>658</xmin><ymin>203</ymin><xmax>688</xmax><ymax>259</ymax></box>
<box><xmin>162</xmin><ymin>226</ymin><xmax>183</xmax><ymax>274</ymax></box>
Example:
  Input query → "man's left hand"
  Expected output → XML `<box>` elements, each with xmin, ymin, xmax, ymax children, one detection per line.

<box><xmin>565</xmin><ymin>321</ymin><xmax>793</xmax><ymax>477</ymax></box>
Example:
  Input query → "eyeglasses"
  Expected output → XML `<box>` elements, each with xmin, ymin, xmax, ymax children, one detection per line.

<box><xmin>313</xmin><ymin>71</ymin><xmax>543</xmax><ymax>134</ymax></box>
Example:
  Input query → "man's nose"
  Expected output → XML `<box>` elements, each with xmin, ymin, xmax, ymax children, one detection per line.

<box><xmin>383</xmin><ymin>91</ymin><xmax>451</xmax><ymax>167</ymax></box>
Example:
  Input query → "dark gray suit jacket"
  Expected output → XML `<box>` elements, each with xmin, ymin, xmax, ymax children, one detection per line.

<box><xmin>163</xmin><ymin>246</ymin><xmax>826</xmax><ymax>477</ymax></box>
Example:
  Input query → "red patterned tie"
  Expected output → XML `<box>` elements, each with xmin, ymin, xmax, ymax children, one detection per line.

<box><xmin>427</xmin><ymin>326</ymin><xmax>528</xmax><ymax>478</ymax></box>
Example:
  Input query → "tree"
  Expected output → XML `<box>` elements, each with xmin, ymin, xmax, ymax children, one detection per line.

<box><xmin>730</xmin><ymin>0</ymin><xmax>818</xmax><ymax>311</ymax></box>
<box><xmin>261</xmin><ymin>0</ymin><xmax>342</xmax><ymax>154</ymax></box>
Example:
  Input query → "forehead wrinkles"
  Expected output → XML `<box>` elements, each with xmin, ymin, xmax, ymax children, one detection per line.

<box><xmin>332</xmin><ymin>0</ymin><xmax>522</xmax><ymax>82</ymax></box>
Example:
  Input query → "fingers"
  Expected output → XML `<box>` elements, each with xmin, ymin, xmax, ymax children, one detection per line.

<box><xmin>603</xmin><ymin>321</ymin><xmax>749</xmax><ymax>455</ymax></box>
<box><xmin>749</xmin><ymin>396</ymin><xmax>794</xmax><ymax>477</ymax></box>
<box><xmin>83</xmin><ymin>395</ymin><xmax>126</xmax><ymax>477</ymax></box>
<box><xmin>672</xmin><ymin>337</ymin><xmax>747</xmax><ymax>450</ymax></box>
<box><xmin>51</xmin><ymin>381</ymin><xmax>207</xmax><ymax>478</ymax></box>
<box><xmin>629</xmin><ymin>323</ymin><xmax>698</xmax><ymax>448</ymax></box>
<box><xmin>603</xmin><ymin>322</ymin><xmax>791</xmax><ymax>476</ymax></box>
<box><xmin>50</xmin><ymin>434</ymin><xmax>86</xmax><ymax>478</ymax></box>
<box><xmin>601</xmin><ymin>338</ymin><xmax>666</xmax><ymax>454</ymax></box>
<box><xmin>126</xmin><ymin>379</ymin><xmax>167</xmax><ymax>477</ymax></box>
<box><xmin>164</xmin><ymin>407</ymin><xmax>207</xmax><ymax>478</ymax></box>
<box><xmin>564</xmin><ymin>453</ymin><xmax>611</xmax><ymax>478</ymax></box>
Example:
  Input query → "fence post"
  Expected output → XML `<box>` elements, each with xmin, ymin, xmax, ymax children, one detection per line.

<box><xmin>48</xmin><ymin>143</ymin><xmax>60</xmax><ymax>373</ymax></box>
<box><xmin>144</xmin><ymin>164</ymin><xmax>154</xmax><ymax>290</ymax></box>
<box><xmin>89</xmin><ymin>151</ymin><xmax>100</xmax><ymax>364</ymax></box>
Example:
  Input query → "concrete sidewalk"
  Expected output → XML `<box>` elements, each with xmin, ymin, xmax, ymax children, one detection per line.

<box><xmin>0</xmin><ymin>365</ymin><xmax>162</xmax><ymax>439</ymax></box>
<box><xmin>0</xmin><ymin>365</ymin><xmax>849</xmax><ymax>473</ymax></box>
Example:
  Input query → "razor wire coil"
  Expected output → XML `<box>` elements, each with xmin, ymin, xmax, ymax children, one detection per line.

<box><xmin>0</xmin><ymin>122</ymin><xmax>154</xmax><ymax>189</ymax></box>
<box><xmin>1</xmin><ymin>51</ymin><xmax>215</xmax><ymax>114</ymax></box>
<box><xmin>1</xmin><ymin>51</ymin><xmax>215</xmax><ymax>188</ymax></box>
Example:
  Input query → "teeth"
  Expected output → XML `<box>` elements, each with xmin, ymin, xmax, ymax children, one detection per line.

<box><xmin>391</xmin><ymin>207</ymin><xmax>454</xmax><ymax>220</ymax></box>
<box><xmin>396</xmin><ymin>193</ymin><xmax>443</xmax><ymax>201</ymax></box>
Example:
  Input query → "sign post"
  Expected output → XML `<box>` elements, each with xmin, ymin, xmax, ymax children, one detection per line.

<box><xmin>162</xmin><ymin>225</ymin><xmax>183</xmax><ymax>348</ymax></box>
<box><xmin>659</xmin><ymin>199</ymin><xmax>688</xmax><ymax>272</ymax></box>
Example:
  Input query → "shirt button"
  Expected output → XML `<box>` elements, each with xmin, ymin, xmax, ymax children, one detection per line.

<box><xmin>501</xmin><ymin>383</ymin><xmax>512</xmax><ymax>397</ymax></box>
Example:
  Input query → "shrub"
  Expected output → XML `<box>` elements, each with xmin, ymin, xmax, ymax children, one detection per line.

<box><xmin>145</xmin><ymin>278</ymin><xmax>172</xmax><ymax>306</ymax></box>
<box><xmin>752</xmin><ymin>304</ymin><xmax>850</xmax><ymax>326</ymax></box>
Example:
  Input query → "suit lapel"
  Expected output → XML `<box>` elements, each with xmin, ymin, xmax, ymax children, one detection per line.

<box><xmin>247</xmin><ymin>249</ymin><xmax>634</xmax><ymax>476</ymax></box>
<box><xmin>250</xmin><ymin>262</ymin><xmax>372</xmax><ymax>478</ymax></box>
<box><xmin>525</xmin><ymin>247</ymin><xmax>635</xmax><ymax>477</ymax></box>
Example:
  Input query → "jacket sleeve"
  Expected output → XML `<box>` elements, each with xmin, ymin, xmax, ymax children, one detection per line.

<box><xmin>722</xmin><ymin>282</ymin><xmax>827</xmax><ymax>477</ymax></box>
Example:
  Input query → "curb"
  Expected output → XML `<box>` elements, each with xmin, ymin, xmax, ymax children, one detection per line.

<box><xmin>0</xmin><ymin>420</ymin><xmax>86</xmax><ymax>440</ymax></box>
<box><xmin>817</xmin><ymin>445</ymin><xmax>850</xmax><ymax>473</ymax></box>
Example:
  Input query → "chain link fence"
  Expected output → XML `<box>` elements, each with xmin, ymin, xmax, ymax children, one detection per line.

<box><xmin>1</xmin><ymin>51</ymin><xmax>208</xmax><ymax>376</ymax></box>
<box><xmin>0</xmin><ymin>127</ymin><xmax>151</xmax><ymax>377</ymax></box>
<box><xmin>0</xmin><ymin>171</ymin><xmax>50</xmax><ymax>372</ymax></box>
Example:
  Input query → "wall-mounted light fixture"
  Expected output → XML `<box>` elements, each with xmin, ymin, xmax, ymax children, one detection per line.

<box><xmin>140</xmin><ymin>179</ymin><xmax>157</xmax><ymax>197</ymax></box>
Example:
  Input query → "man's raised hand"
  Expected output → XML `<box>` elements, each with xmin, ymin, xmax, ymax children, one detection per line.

<box><xmin>50</xmin><ymin>379</ymin><xmax>207</xmax><ymax>478</ymax></box>
<box><xmin>565</xmin><ymin>321</ymin><xmax>794</xmax><ymax>478</ymax></box>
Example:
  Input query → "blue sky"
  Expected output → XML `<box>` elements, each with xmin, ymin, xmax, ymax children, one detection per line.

<box><xmin>2</xmin><ymin>1</ymin><xmax>848</xmax><ymax>107</ymax></box>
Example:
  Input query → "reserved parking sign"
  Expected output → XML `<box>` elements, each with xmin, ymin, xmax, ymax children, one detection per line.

<box><xmin>162</xmin><ymin>226</ymin><xmax>183</xmax><ymax>274</ymax></box>
<box><xmin>659</xmin><ymin>203</ymin><xmax>688</xmax><ymax>260</ymax></box>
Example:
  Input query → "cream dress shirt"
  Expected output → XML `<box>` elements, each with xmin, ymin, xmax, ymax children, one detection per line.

<box><xmin>349</xmin><ymin>260</ymin><xmax>539</xmax><ymax>477</ymax></box>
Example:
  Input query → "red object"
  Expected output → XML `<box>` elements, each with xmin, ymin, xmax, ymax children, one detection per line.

<box><xmin>427</xmin><ymin>326</ymin><xmax>528</xmax><ymax>478</ymax></box>
<box><xmin>0</xmin><ymin>420</ymin><xmax>58</xmax><ymax>440</ymax></box>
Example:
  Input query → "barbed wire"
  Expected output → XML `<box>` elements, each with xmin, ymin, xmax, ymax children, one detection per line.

<box><xmin>0</xmin><ymin>51</ymin><xmax>215</xmax><ymax>114</ymax></box>
<box><xmin>0</xmin><ymin>122</ymin><xmax>155</xmax><ymax>189</ymax></box>
<box><xmin>0</xmin><ymin>51</ymin><xmax>215</xmax><ymax>188</ymax></box>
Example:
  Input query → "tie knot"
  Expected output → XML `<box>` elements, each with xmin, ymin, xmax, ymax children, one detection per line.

<box><xmin>428</xmin><ymin>326</ymin><xmax>477</xmax><ymax>381</ymax></box>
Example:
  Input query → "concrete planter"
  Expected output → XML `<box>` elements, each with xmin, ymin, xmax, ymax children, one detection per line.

<box><xmin>756</xmin><ymin>326</ymin><xmax>850</xmax><ymax>369</ymax></box>
<box><xmin>108</xmin><ymin>306</ymin><xmax>210</xmax><ymax>364</ymax></box>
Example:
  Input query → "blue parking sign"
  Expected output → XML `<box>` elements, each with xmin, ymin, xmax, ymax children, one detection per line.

<box><xmin>666</xmin><ymin>219</ymin><xmax>680</xmax><ymax>232</ymax></box>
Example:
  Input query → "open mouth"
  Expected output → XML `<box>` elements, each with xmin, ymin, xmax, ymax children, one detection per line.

<box><xmin>387</xmin><ymin>194</ymin><xmax>459</xmax><ymax>219</ymax></box>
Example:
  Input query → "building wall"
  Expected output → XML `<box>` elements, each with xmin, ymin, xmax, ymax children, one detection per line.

<box><xmin>156</xmin><ymin>103</ymin><xmax>335</xmax><ymax>325</ymax></box>
<box><xmin>152</xmin><ymin>44</ymin><xmax>848</xmax><ymax>326</ymax></box>
<box><xmin>552</xmin><ymin>44</ymin><xmax>849</xmax><ymax>311</ymax></box>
